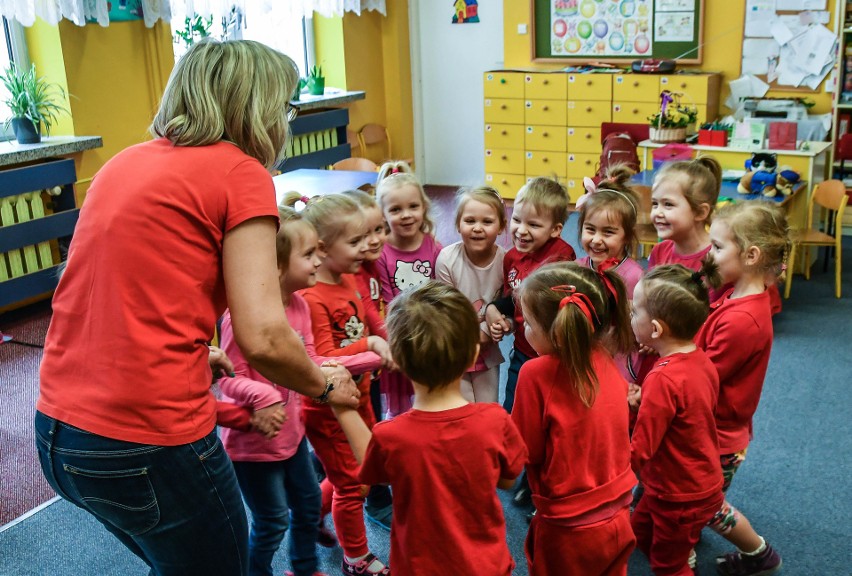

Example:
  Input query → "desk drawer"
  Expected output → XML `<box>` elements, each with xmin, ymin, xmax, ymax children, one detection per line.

<box><xmin>485</xmin><ymin>148</ymin><xmax>525</xmax><ymax>174</ymax></box>
<box><xmin>484</xmin><ymin>98</ymin><xmax>524</xmax><ymax>124</ymax></box>
<box><xmin>485</xmin><ymin>124</ymin><xmax>524</xmax><ymax>149</ymax></box>
<box><xmin>485</xmin><ymin>173</ymin><xmax>526</xmax><ymax>199</ymax></box>
<box><xmin>525</xmin><ymin>73</ymin><xmax>567</xmax><ymax>100</ymax></box>
<box><xmin>526</xmin><ymin>125</ymin><xmax>567</xmax><ymax>152</ymax></box>
<box><xmin>614</xmin><ymin>75</ymin><xmax>660</xmax><ymax>102</ymax></box>
<box><xmin>567</xmin><ymin>74</ymin><xmax>612</xmax><ymax>100</ymax></box>
<box><xmin>567</xmin><ymin>100</ymin><xmax>611</xmax><ymax>127</ymax></box>
<box><xmin>526</xmin><ymin>151</ymin><xmax>567</xmax><ymax>179</ymax></box>
<box><xmin>525</xmin><ymin>99</ymin><xmax>568</xmax><ymax>126</ymax></box>
<box><xmin>660</xmin><ymin>75</ymin><xmax>709</xmax><ymax>105</ymax></box>
<box><xmin>566</xmin><ymin>152</ymin><xmax>599</xmax><ymax>178</ymax></box>
<box><xmin>484</xmin><ymin>72</ymin><xmax>524</xmax><ymax>99</ymax></box>
<box><xmin>612</xmin><ymin>101</ymin><xmax>659</xmax><ymax>123</ymax></box>
<box><xmin>567</xmin><ymin>127</ymin><xmax>602</xmax><ymax>154</ymax></box>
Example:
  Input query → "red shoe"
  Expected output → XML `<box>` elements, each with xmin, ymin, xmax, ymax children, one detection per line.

<box><xmin>341</xmin><ymin>552</ymin><xmax>390</xmax><ymax>575</ymax></box>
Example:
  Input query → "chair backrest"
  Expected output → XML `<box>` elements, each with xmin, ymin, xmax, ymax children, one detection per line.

<box><xmin>346</xmin><ymin>129</ymin><xmax>362</xmax><ymax>157</ymax></box>
<box><xmin>809</xmin><ymin>180</ymin><xmax>849</xmax><ymax>238</ymax></box>
<box><xmin>633</xmin><ymin>185</ymin><xmax>653</xmax><ymax>224</ymax></box>
<box><xmin>332</xmin><ymin>157</ymin><xmax>378</xmax><ymax>172</ymax></box>
<box><xmin>358</xmin><ymin>123</ymin><xmax>391</xmax><ymax>162</ymax></box>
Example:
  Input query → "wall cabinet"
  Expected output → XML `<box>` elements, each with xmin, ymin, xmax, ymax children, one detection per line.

<box><xmin>483</xmin><ymin>71</ymin><xmax>721</xmax><ymax>200</ymax></box>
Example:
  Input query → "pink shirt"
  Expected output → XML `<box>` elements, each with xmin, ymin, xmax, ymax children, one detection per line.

<box><xmin>648</xmin><ymin>240</ymin><xmax>729</xmax><ymax>302</ymax></box>
<box><xmin>376</xmin><ymin>234</ymin><xmax>442</xmax><ymax>303</ymax></box>
<box><xmin>576</xmin><ymin>255</ymin><xmax>644</xmax><ymax>299</ymax></box>
<box><xmin>218</xmin><ymin>294</ymin><xmax>381</xmax><ymax>462</ymax></box>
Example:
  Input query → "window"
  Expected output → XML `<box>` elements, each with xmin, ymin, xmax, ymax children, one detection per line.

<box><xmin>0</xmin><ymin>17</ymin><xmax>28</xmax><ymax>140</ymax></box>
<box><xmin>170</xmin><ymin>6</ymin><xmax>313</xmax><ymax>76</ymax></box>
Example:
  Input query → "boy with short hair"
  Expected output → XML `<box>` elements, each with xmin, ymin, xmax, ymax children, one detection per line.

<box><xmin>332</xmin><ymin>281</ymin><xmax>528</xmax><ymax>576</ymax></box>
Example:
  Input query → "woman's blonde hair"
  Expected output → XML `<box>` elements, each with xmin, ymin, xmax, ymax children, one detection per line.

<box><xmin>375</xmin><ymin>161</ymin><xmax>435</xmax><ymax>235</ymax></box>
<box><xmin>276</xmin><ymin>206</ymin><xmax>316</xmax><ymax>273</ymax></box>
<box><xmin>454</xmin><ymin>186</ymin><xmax>507</xmax><ymax>232</ymax></box>
<box><xmin>714</xmin><ymin>201</ymin><xmax>790</xmax><ymax>278</ymax></box>
<box><xmin>578</xmin><ymin>165</ymin><xmax>640</xmax><ymax>255</ymax></box>
<box><xmin>281</xmin><ymin>193</ymin><xmax>365</xmax><ymax>248</ymax></box>
<box><xmin>653</xmin><ymin>156</ymin><xmax>722</xmax><ymax>223</ymax></box>
<box><xmin>151</xmin><ymin>39</ymin><xmax>298</xmax><ymax>169</ymax></box>
<box><xmin>517</xmin><ymin>262</ymin><xmax>631</xmax><ymax>407</ymax></box>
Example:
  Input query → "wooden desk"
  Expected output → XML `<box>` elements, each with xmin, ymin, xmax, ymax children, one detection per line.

<box><xmin>272</xmin><ymin>169</ymin><xmax>378</xmax><ymax>205</ymax></box>
<box><xmin>632</xmin><ymin>170</ymin><xmax>806</xmax><ymax>208</ymax></box>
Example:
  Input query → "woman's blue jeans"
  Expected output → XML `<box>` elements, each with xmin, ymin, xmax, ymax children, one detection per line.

<box><xmin>35</xmin><ymin>411</ymin><xmax>249</xmax><ymax>576</ymax></box>
<box><xmin>232</xmin><ymin>438</ymin><xmax>321</xmax><ymax>576</ymax></box>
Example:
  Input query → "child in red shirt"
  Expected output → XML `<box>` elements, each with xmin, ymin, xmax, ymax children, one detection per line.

<box><xmin>333</xmin><ymin>282</ymin><xmax>527</xmax><ymax>576</ymax></box>
<box><xmin>512</xmin><ymin>262</ymin><xmax>635</xmax><ymax>576</ymax></box>
<box><xmin>284</xmin><ymin>192</ymin><xmax>395</xmax><ymax>576</ymax></box>
<box><xmin>697</xmin><ymin>201</ymin><xmax>789</xmax><ymax>576</ymax></box>
<box><xmin>629</xmin><ymin>264</ymin><xmax>724</xmax><ymax>576</ymax></box>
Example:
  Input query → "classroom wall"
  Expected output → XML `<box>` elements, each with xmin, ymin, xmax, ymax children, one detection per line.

<box><xmin>503</xmin><ymin>1</ymin><xmax>838</xmax><ymax>115</ymax></box>
<box><xmin>411</xmin><ymin>0</ymin><xmax>504</xmax><ymax>185</ymax></box>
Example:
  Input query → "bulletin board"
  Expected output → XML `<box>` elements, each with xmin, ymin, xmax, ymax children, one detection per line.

<box><xmin>739</xmin><ymin>1</ymin><xmax>837</xmax><ymax>92</ymax></box>
<box><xmin>531</xmin><ymin>0</ymin><xmax>705</xmax><ymax>64</ymax></box>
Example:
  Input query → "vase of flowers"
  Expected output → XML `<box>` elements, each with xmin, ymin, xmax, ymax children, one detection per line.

<box><xmin>648</xmin><ymin>90</ymin><xmax>697</xmax><ymax>143</ymax></box>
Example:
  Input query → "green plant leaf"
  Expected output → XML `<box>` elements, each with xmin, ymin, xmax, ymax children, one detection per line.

<box><xmin>0</xmin><ymin>62</ymin><xmax>69</xmax><ymax>135</ymax></box>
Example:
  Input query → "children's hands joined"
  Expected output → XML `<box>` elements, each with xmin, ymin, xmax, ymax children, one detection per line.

<box><xmin>627</xmin><ymin>383</ymin><xmax>642</xmax><ymax>410</ymax></box>
<box><xmin>321</xmin><ymin>365</ymin><xmax>360</xmax><ymax>408</ymax></box>
<box><xmin>251</xmin><ymin>402</ymin><xmax>287</xmax><ymax>438</ymax></box>
<box><xmin>485</xmin><ymin>304</ymin><xmax>511</xmax><ymax>342</ymax></box>
<box><xmin>368</xmin><ymin>335</ymin><xmax>397</xmax><ymax>370</ymax></box>
<box><xmin>208</xmin><ymin>345</ymin><xmax>235</xmax><ymax>379</ymax></box>
<box><xmin>637</xmin><ymin>344</ymin><xmax>655</xmax><ymax>355</ymax></box>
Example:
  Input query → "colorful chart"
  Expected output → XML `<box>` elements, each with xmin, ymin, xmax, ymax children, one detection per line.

<box><xmin>550</xmin><ymin>0</ymin><xmax>653</xmax><ymax>57</ymax></box>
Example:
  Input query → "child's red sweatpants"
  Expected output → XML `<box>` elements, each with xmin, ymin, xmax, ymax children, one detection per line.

<box><xmin>631</xmin><ymin>491</ymin><xmax>724</xmax><ymax>576</ymax></box>
<box><xmin>525</xmin><ymin>506</ymin><xmax>634</xmax><ymax>576</ymax></box>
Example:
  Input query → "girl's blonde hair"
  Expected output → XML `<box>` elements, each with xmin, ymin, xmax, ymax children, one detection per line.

<box><xmin>375</xmin><ymin>161</ymin><xmax>435</xmax><ymax>235</ymax></box>
<box><xmin>640</xmin><ymin>263</ymin><xmax>719</xmax><ymax>341</ymax></box>
<box><xmin>714</xmin><ymin>201</ymin><xmax>790</xmax><ymax>278</ymax></box>
<box><xmin>517</xmin><ymin>262</ymin><xmax>631</xmax><ymax>407</ymax></box>
<box><xmin>653</xmin><ymin>156</ymin><xmax>722</xmax><ymax>223</ymax></box>
<box><xmin>275</xmin><ymin>206</ymin><xmax>316</xmax><ymax>273</ymax></box>
<box><xmin>454</xmin><ymin>185</ymin><xmax>507</xmax><ymax>231</ymax></box>
<box><xmin>516</xmin><ymin>177</ymin><xmax>570</xmax><ymax>225</ymax></box>
<box><xmin>342</xmin><ymin>189</ymin><xmax>379</xmax><ymax>211</ymax></box>
<box><xmin>578</xmin><ymin>165</ymin><xmax>640</xmax><ymax>254</ymax></box>
<box><xmin>151</xmin><ymin>39</ymin><xmax>298</xmax><ymax>169</ymax></box>
<box><xmin>281</xmin><ymin>193</ymin><xmax>365</xmax><ymax>248</ymax></box>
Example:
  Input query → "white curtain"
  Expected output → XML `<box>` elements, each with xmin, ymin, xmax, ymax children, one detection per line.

<box><xmin>0</xmin><ymin>0</ymin><xmax>170</xmax><ymax>27</ymax></box>
<box><xmin>0</xmin><ymin>0</ymin><xmax>384</xmax><ymax>28</ymax></box>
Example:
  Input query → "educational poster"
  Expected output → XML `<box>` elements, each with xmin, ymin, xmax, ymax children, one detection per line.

<box><xmin>549</xmin><ymin>0</ymin><xmax>653</xmax><ymax>56</ymax></box>
<box><xmin>452</xmin><ymin>0</ymin><xmax>479</xmax><ymax>23</ymax></box>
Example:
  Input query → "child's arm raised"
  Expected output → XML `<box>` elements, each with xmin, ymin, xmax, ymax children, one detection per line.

<box><xmin>331</xmin><ymin>406</ymin><xmax>372</xmax><ymax>465</ymax></box>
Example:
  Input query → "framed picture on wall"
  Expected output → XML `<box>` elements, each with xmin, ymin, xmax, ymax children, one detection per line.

<box><xmin>531</xmin><ymin>0</ymin><xmax>705</xmax><ymax>63</ymax></box>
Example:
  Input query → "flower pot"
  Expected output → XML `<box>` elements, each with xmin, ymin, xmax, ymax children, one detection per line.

<box><xmin>12</xmin><ymin>117</ymin><xmax>41</xmax><ymax>144</ymax></box>
<box><xmin>649</xmin><ymin>127</ymin><xmax>686</xmax><ymax>143</ymax></box>
<box><xmin>306</xmin><ymin>77</ymin><xmax>325</xmax><ymax>96</ymax></box>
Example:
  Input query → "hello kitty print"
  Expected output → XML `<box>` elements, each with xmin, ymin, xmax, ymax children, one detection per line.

<box><xmin>377</xmin><ymin>234</ymin><xmax>443</xmax><ymax>302</ymax></box>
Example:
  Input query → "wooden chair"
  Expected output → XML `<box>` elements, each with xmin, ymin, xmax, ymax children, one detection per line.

<box><xmin>784</xmin><ymin>179</ymin><xmax>848</xmax><ymax>299</ymax></box>
<box><xmin>632</xmin><ymin>184</ymin><xmax>658</xmax><ymax>258</ymax></box>
<box><xmin>358</xmin><ymin>123</ymin><xmax>414</xmax><ymax>167</ymax></box>
<box><xmin>347</xmin><ymin>129</ymin><xmax>362</xmax><ymax>158</ymax></box>
<box><xmin>332</xmin><ymin>157</ymin><xmax>378</xmax><ymax>172</ymax></box>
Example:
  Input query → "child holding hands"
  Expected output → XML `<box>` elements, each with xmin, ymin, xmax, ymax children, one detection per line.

<box><xmin>333</xmin><ymin>281</ymin><xmax>528</xmax><ymax>576</ymax></box>
<box><xmin>629</xmin><ymin>264</ymin><xmax>724</xmax><ymax>576</ymax></box>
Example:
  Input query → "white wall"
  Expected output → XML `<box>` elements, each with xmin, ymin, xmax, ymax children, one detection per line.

<box><xmin>410</xmin><ymin>1</ymin><xmax>504</xmax><ymax>186</ymax></box>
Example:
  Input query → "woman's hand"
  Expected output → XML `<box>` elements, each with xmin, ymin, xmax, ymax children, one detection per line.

<box><xmin>321</xmin><ymin>365</ymin><xmax>360</xmax><ymax>408</ymax></box>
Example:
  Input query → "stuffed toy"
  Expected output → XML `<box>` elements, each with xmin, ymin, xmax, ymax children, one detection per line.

<box><xmin>738</xmin><ymin>152</ymin><xmax>777</xmax><ymax>196</ymax></box>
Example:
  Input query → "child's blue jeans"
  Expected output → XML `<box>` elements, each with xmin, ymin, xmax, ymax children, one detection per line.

<box><xmin>232</xmin><ymin>438</ymin><xmax>322</xmax><ymax>576</ymax></box>
<box><xmin>35</xmin><ymin>410</ymin><xmax>249</xmax><ymax>576</ymax></box>
<box><xmin>502</xmin><ymin>347</ymin><xmax>532</xmax><ymax>413</ymax></box>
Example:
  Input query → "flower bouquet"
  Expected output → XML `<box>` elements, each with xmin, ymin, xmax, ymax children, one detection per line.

<box><xmin>648</xmin><ymin>91</ymin><xmax>698</xmax><ymax>143</ymax></box>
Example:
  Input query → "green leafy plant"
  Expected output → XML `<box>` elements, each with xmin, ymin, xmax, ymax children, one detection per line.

<box><xmin>174</xmin><ymin>14</ymin><xmax>212</xmax><ymax>47</ymax></box>
<box><xmin>308</xmin><ymin>65</ymin><xmax>323</xmax><ymax>79</ymax></box>
<box><xmin>0</xmin><ymin>62</ymin><xmax>68</xmax><ymax>135</ymax></box>
<box><xmin>648</xmin><ymin>103</ymin><xmax>698</xmax><ymax>129</ymax></box>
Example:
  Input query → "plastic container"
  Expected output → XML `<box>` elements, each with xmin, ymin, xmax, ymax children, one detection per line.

<box><xmin>652</xmin><ymin>143</ymin><xmax>694</xmax><ymax>171</ymax></box>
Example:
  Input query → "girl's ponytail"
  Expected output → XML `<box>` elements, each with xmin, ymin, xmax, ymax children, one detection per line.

<box><xmin>281</xmin><ymin>191</ymin><xmax>310</xmax><ymax>209</ymax></box>
<box><xmin>697</xmin><ymin>256</ymin><xmax>722</xmax><ymax>290</ymax></box>
<box><xmin>552</xmin><ymin>298</ymin><xmax>598</xmax><ymax>407</ymax></box>
<box><xmin>597</xmin><ymin>265</ymin><xmax>632</xmax><ymax>355</ymax></box>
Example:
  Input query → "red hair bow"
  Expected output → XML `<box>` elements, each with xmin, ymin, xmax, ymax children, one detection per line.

<box><xmin>596</xmin><ymin>257</ymin><xmax>620</xmax><ymax>302</ymax></box>
<box><xmin>551</xmin><ymin>285</ymin><xmax>599</xmax><ymax>332</ymax></box>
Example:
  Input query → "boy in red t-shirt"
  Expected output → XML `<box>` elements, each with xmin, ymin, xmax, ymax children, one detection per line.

<box><xmin>629</xmin><ymin>264</ymin><xmax>724</xmax><ymax>576</ymax></box>
<box><xmin>333</xmin><ymin>282</ymin><xmax>528</xmax><ymax>576</ymax></box>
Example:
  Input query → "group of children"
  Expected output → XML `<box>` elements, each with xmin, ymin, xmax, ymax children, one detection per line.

<box><xmin>213</xmin><ymin>157</ymin><xmax>788</xmax><ymax>576</ymax></box>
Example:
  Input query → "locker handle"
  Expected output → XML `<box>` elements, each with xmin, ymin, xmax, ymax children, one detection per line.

<box><xmin>543</xmin><ymin>79</ymin><xmax>549</xmax><ymax>85</ymax></box>
<box><xmin>680</xmin><ymin>82</ymin><xmax>687</xmax><ymax>89</ymax></box>
<box><xmin>632</xmin><ymin>108</ymin><xmax>639</xmax><ymax>114</ymax></box>
<box><xmin>632</xmin><ymin>81</ymin><xmax>639</xmax><ymax>87</ymax></box>
<box><xmin>501</xmin><ymin>130</ymin><xmax>508</xmax><ymax>135</ymax></box>
<box><xmin>501</xmin><ymin>180</ymin><xmax>508</xmax><ymax>185</ymax></box>
<box><xmin>543</xmin><ymin>105</ymin><xmax>549</xmax><ymax>111</ymax></box>
<box><xmin>585</xmin><ymin>133</ymin><xmax>592</xmax><ymax>139</ymax></box>
<box><xmin>500</xmin><ymin>104</ymin><xmax>507</xmax><ymax>110</ymax></box>
<box><xmin>586</xmin><ymin>79</ymin><xmax>593</xmax><ymax>86</ymax></box>
<box><xmin>585</xmin><ymin>106</ymin><xmax>592</xmax><ymax>112</ymax></box>
<box><xmin>543</xmin><ymin>158</ymin><xmax>549</xmax><ymax>163</ymax></box>
<box><xmin>501</xmin><ymin>155</ymin><xmax>508</xmax><ymax>160</ymax></box>
<box><xmin>543</xmin><ymin>132</ymin><xmax>549</xmax><ymax>137</ymax></box>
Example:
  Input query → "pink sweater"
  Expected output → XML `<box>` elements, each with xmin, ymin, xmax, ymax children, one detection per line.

<box><xmin>218</xmin><ymin>293</ymin><xmax>381</xmax><ymax>462</ymax></box>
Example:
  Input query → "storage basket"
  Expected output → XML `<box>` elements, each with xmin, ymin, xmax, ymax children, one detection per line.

<box><xmin>649</xmin><ymin>127</ymin><xmax>687</xmax><ymax>143</ymax></box>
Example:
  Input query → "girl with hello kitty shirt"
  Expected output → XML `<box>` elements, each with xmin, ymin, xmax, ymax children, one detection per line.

<box><xmin>435</xmin><ymin>185</ymin><xmax>507</xmax><ymax>403</ymax></box>
<box><xmin>375</xmin><ymin>161</ymin><xmax>442</xmax><ymax>416</ymax></box>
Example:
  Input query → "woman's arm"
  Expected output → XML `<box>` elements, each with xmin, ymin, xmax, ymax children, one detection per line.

<box><xmin>223</xmin><ymin>217</ymin><xmax>357</xmax><ymax>408</ymax></box>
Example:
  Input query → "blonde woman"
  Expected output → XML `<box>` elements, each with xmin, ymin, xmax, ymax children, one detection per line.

<box><xmin>35</xmin><ymin>39</ymin><xmax>358</xmax><ymax>575</ymax></box>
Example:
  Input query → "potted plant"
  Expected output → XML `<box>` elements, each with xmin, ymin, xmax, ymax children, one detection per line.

<box><xmin>647</xmin><ymin>91</ymin><xmax>697</xmax><ymax>143</ymax></box>
<box><xmin>306</xmin><ymin>65</ymin><xmax>325</xmax><ymax>96</ymax></box>
<box><xmin>1</xmin><ymin>62</ymin><xmax>68</xmax><ymax>144</ymax></box>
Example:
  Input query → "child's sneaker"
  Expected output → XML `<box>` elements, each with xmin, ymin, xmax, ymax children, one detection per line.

<box><xmin>715</xmin><ymin>545</ymin><xmax>782</xmax><ymax>576</ymax></box>
<box><xmin>285</xmin><ymin>572</ymin><xmax>329</xmax><ymax>576</ymax></box>
<box><xmin>341</xmin><ymin>553</ymin><xmax>390</xmax><ymax>575</ymax></box>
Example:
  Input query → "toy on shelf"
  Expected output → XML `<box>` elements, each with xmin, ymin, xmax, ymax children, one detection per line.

<box><xmin>737</xmin><ymin>152</ymin><xmax>800</xmax><ymax>198</ymax></box>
